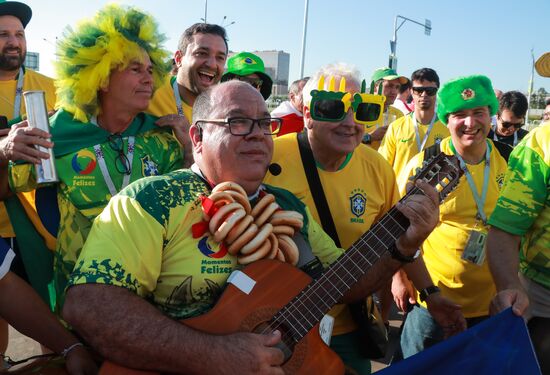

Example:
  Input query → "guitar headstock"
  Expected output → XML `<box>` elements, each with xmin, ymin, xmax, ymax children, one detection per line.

<box><xmin>409</xmin><ymin>152</ymin><xmax>463</xmax><ymax>203</ymax></box>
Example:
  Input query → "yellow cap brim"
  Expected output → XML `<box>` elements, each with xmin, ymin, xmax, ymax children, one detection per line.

<box><xmin>535</xmin><ymin>52</ymin><xmax>550</xmax><ymax>78</ymax></box>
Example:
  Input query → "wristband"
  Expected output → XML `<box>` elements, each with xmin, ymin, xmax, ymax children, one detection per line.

<box><xmin>387</xmin><ymin>243</ymin><xmax>420</xmax><ymax>263</ymax></box>
<box><xmin>419</xmin><ymin>285</ymin><xmax>441</xmax><ymax>302</ymax></box>
<box><xmin>61</xmin><ymin>342</ymin><xmax>84</xmax><ymax>358</ymax></box>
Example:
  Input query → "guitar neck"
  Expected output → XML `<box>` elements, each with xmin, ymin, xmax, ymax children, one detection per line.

<box><xmin>272</xmin><ymin>187</ymin><xmax>418</xmax><ymax>342</ymax></box>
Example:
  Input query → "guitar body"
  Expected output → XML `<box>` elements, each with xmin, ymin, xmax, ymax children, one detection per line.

<box><xmin>100</xmin><ymin>259</ymin><xmax>344</xmax><ymax>375</ymax></box>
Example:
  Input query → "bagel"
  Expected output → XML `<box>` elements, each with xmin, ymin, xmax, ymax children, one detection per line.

<box><xmin>267</xmin><ymin>233</ymin><xmax>279</xmax><ymax>259</ymax></box>
<box><xmin>208</xmin><ymin>203</ymin><xmax>242</xmax><ymax>234</ymax></box>
<box><xmin>240</xmin><ymin>223</ymin><xmax>273</xmax><ymax>255</ymax></box>
<box><xmin>254</xmin><ymin>202</ymin><xmax>280</xmax><ymax>227</ymax></box>
<box><xmin>250</xmin><ymin>194</ymin><xmax>275</xmax><ymax>218</ymax></box>
<box><xmin>272</xmin><ymin>225</ymin><xmax>295</xmax><ymax>236</ymax></box>
<box><xmin>275</xmin><ymin>249</ymin><xmax>286</xmax><ymax>262</ymax></box>
<box><xmin>214</xmin><ymin>208</ymin><xmax>246</xmax><ymax>243</ymax></box>
<box><xmin>226</xmin><ymin>190</ymin><xmax>251</xmax><ymax>214</ymax></box>
<box><xmin>203</xmin><ymin>191</ymin><xmax>235</xmax><ymax>221</ymax></box>
<box><xmin>270</xmin><ymin>217</ymin><xmax>303</xmax><ymax>230</ymax></box>
<box><xmin>226</xmin><ymin>214</ymin><xmax>254</xmax><ymax>245</ymax></box>
<box><xmin>278</xmin><ymin>234</ymin><xmax>299</xmax><ymax>266</ymax></box>
<box><xmin>228</xmin><ymin>223</ymin><xmax>258</xmax><ymax>255</ymax></box>
<box><xmin>237</xmin><ymin>239</ymin><xmax>271</xmax><ymax>265</ymax></box>
<box><xmin>212</xmin><ymin>181</ymin><xmax>247</xmax><ymax>198</ymax></box>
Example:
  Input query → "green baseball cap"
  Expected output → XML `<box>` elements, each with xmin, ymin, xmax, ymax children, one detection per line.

<box><xmin>0</xmin><ymin>0</ymin><xmax>32</xmax><ymax>28</ymax></box>
<box><xmin>371</xmin><ymin>67</ymin><xmax>409</xmax><ymax>85</ymax></box>
<box><xmin>436</xmin><ymin>75</ymin><xmax>499</xmax><ymax>125</ymax></box>
<box><xmin>221</xmin><ymin>52</ymin><xmax>273</xmax><ymax>99</ymax></box>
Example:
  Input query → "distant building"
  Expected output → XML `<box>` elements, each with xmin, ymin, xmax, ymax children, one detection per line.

<box><xmin>25</xmin><ymin>52</ymin><xmax>39</xmax><ymax>71</ymax></box>
<box><xmin>227</xmin><ymin>50</ymin><xmax>290</xmax><ymax>96</ymax></box>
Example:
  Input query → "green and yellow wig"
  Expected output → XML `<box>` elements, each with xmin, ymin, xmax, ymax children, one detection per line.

<box><xmin>55</xmin><ymin>4</ymin><xmax>170</xmax><ymax>122</ymax></box>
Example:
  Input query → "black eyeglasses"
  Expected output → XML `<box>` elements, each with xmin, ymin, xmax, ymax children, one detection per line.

<box><xmin>412</xmin><ymin>86</ymin><xmax>438</xmax><ymax>96</ymax></box>
<box><xmin>195</xmin><ymin>117</ymin><xmax>282</xmax><ymax>136</ymax></box>
<box><xmin>499</xmin><ymin>121</ymin><xmax>524</xmax><ymax>129</ymax></box>
<box><xmin>235</xmin><ymin>76</ymin><xmax>263</xmax><ymax>90</ymax></box>
<box><xmin>107</xmin><ymin>134</ymin><xmax>131</xmax><ymax>175</ymax></box>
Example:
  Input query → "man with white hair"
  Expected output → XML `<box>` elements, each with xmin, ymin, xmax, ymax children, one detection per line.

<box><xmin>265</xmin><ymin>63</ymin><xmax>464</xmax><ymax>374</ymax></box>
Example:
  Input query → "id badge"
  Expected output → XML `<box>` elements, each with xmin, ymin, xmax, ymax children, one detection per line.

<box><xmin>461</xmin><ymin>225</ymin><xmax>488</xmax><ymax>266</ymax></box>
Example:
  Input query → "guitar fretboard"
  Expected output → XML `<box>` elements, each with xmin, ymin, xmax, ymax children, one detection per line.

<box><xmin>270</xmin><ymin>187</ymin><xmax>415</xmax><ymax>343</ymax></box>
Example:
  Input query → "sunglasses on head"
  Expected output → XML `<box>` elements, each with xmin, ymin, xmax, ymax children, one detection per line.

<box><xmin>309</xmin><ymin>76</ymin><xmax>385</xmax><ymax>125</ymax></box>
<box><xmin>412</xmin><ymin>86</ymin><xmax>438</xmax><ymax>96</ymax></box>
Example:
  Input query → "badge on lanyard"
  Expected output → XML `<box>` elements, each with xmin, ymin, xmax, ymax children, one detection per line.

<box><xmin>462</xmin><ymin>220</ymin><xmax>488</xmax><ymax>266</ymax></box>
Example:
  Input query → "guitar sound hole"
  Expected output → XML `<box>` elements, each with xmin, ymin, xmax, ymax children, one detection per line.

<box><xmin>253</xmin><ymin>322</ymin><xmax>296</xmax><ymax>363</ymax></box>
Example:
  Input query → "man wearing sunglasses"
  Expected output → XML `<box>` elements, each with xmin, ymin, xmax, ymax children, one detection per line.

<box><xmin>62</xmin><ymin>79</ymin><xmax>441</xmax><ymax>374</ymax></box>
<box><xmin>362</xmin><ymin>67</ymin><xmax>408</xmax><ymax>150</ymax></box>
<box><xmin>379</xmin><ymin>68</ymin><xmax>449</xmax><ymax>178</ymax></box>
<box><xmin>487</xmin><ymin>91</ymin><xmax>529</xmax><ymax>147</ymax></box>
<box><xmin>265</xmin><ymin>63</ymin><xmax>462</xmax><ymax>374</ymax></box>
<box><xmin>221</xmin><ymin>51</ymin><xmax>273</xmax><ymax>100</ymax></box>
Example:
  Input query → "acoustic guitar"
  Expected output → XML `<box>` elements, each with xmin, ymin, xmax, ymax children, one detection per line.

<box><xmin>99</xmin><ymin>152</ymin><xmax>463</xmax><ymax>375</ymax></box>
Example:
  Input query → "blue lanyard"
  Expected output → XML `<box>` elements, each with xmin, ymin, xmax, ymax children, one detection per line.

<box><xmin>172</xmin><ymin>79</ymin><xmax>184</xmax><ymax>116</ymax></box>
<box><xmin>413</xmin><ymin>112</ymin><xmax>437</xmax><ymax>152</ymax></box>
<box><xmin>452</xmin><ymin>140</ymin><xmax>491</xmax><ymax>224</ymax></box>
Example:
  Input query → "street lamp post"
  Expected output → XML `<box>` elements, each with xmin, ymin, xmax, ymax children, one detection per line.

<box><xmin>299</xmin><ymin>0</ymin><xmax>309</xmax><ymax>78</ymax></box>
<box><xmin>389</xmin><ymin>15</ymin><xmax>431</xmax><ymax>71</ymax></box>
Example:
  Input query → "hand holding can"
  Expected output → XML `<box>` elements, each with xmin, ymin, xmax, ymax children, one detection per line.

<box><xmin>23</xmin><ymin>90</ymin><xmax>58</xmax><ymax>185</ymax></box>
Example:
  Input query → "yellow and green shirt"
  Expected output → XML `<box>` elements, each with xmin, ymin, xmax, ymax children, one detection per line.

<box><xmin>147</xmin><ymin>76</ymin><xmax>193</xmax><ymax>122</ymax></box>
<box><xmin>68</xmin><ymin>171</ymin><xmax>342</xmax><ymax>319</ymax></box>
<box><xmin>365</xmin><ymin>105</ymin><xmax>404</xmax><ymax>150</ymax></box>
<box><xmin>378</xmin><ymin>113</ymin><xmax>449</xmax><ymax>178</ymax></box>
<box><xmin>9</xmin><ymin>110</ymin><xmax>183</xmax><ymax>310</ymax></box>
<box><xmin>397</xmin><ymin>137</ymin><xmax>509</xmax><ymax>318</ymax></box>
<box><xmin>488</xmin><ymin>124</ymin><xmax>550</xmax><ymax>289</ymax></box>
<box><xmin>265</xmin><ymin>133</ymin><xmax>399</xmax><ymax>335</ymax></box>
<box><xmin>0</xmin><ymin>68</ymin><xmax>56</xmax><ymax>243</ymax></box>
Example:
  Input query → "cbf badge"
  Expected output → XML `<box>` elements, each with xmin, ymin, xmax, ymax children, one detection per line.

<box><xmin>350</xmin><ymin>189</ymin><xmax>367</xmax><ymax>223</ymax></box>
<box><xmin>461</xmin><ymin>223</ymin><xmax>488</xmax><ymax>266</ymax></box>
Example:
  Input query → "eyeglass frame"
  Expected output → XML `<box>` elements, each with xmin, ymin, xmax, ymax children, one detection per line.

<box><xmin>309</xmin><ymin>89</ymin><xmax>385</xmax><ymax>126</ymax></box>
<box><xmin>194</xmin><ymin>117</ymin><xmax>283</xmax><ymax>136</ymax></box>
<box><xmin>411</xmin><ymin>86</ymin><xmax>438</xmax><ymax>96</ymax></box>
<box><xmin>234</xmin><ymin>76</ymin><xmax>263</xmax><ymax>89</ymax></box>
<box><xmin>107</xmin><ymin>134</ymin><xmax>132</xmax><ymax>175</ymax></box>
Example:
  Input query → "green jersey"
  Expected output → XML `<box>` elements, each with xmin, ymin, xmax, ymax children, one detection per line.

<box><xmin>9</xmin><ymin>110</ymin><xmax>183</xmax><ymax>309</ymax></box>
<box><xmin>489</xmin><ymin>124</ymin><xmax>550</xmax><ymax>289</ymax></box>
<box><xmin>69</xmin><ymin>170</ymin><xmax>342</xmax><ymax>319</ymax></box>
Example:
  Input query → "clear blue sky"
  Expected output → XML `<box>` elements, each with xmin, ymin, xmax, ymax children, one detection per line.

<box><xmin>24</xmin><ymin>0</ymin><xmax>549</xmax><ymax>93</ymax></box>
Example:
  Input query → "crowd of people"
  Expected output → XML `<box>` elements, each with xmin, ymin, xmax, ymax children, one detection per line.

<box><xmin>0</xmin><ymin>1</ymin><xmax>548</xmax><ymax>374</ymax></box>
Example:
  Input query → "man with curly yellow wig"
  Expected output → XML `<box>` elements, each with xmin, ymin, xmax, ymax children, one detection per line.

<box><xmin>2</xmin><ymin>4</ymin><xmax>184</xmax><ymax>312</ymax></box>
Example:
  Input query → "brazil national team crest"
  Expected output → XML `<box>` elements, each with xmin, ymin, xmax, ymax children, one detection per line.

<box><xmin>350</xmin><ymin>188</ymin><xmax>367</xmax><ymax>222</ymax></box>
<box><xmin>141</xmin><ymin>155</ymin><xmax>159</xmax><ymax>176</ymax></box>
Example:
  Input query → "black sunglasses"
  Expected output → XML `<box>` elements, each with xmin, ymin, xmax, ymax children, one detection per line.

<box><xmin>500</xmin><ymin>121</ymin><xmax>524</xmax><ymax>129</ymax></box>
<box><xmin>107</xmin><ymin>134</ymin><xmax>131</xmax><ymax>175</ymax></box>
<box><xmin>412</xmin><ymin>86</ymin><xmax>438</xmax><ymax>96</ymax></box>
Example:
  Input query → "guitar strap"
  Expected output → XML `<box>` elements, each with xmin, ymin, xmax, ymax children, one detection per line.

<box><xmin>296</xmin><ymin>131</ymin><xmax>342</xmax><ymax>248</ymax></box>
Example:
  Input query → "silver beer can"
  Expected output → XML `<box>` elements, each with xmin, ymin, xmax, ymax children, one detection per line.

<box><xmin>23</xmin><ymin>90</ymin><xmax>58</xmax><ymax>185</ymax></box>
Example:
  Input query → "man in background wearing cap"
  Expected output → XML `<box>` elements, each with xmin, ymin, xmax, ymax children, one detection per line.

<box><xmin>221</xmin><ymin>51</ymin><xmax>273</xmax><ymax>100</ymax></box>
<box><xmin>271</xmin><ymin>77</ymin><xmax>308</xmax><ymax>136</ymax></box>
<box><xmin>395</xmin><ymin>75</ymin><xmax>509</xmax><ymax>358</ymax></box>
<box><xmin>487</xmin><ymin>53</ymin><xmax>550</xmax><ymax>374</ymax></box>
<box><xmin>0</xmin><ymin>0</ymin><xmax>56</xmax><ymax>359</ymax></box>
<box><xmin>362</xmin><ymin>67</ymin><xmax>407</xmax><ymax>150</ymax></box>
<box><xmin>487</xmin><ymin>91</ymin><xmax>529</xmax><ymax>148</ymax></box>
<box><xmin>147</xmin><ymin>23</ymin><xmax>228</xmax><ymax>167</ymax></box>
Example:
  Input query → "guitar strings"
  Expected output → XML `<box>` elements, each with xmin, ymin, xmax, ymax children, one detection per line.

<box><xmin>263</xmin><ymin>186</ymin><xmax>424</xmax><ymax>343</ymax></box>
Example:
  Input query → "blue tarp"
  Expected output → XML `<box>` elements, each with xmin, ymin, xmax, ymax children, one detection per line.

<box><xmin>378</xmin><ymin>308</ymin><xmax>541</xmax><ymax>375</ymax></box>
